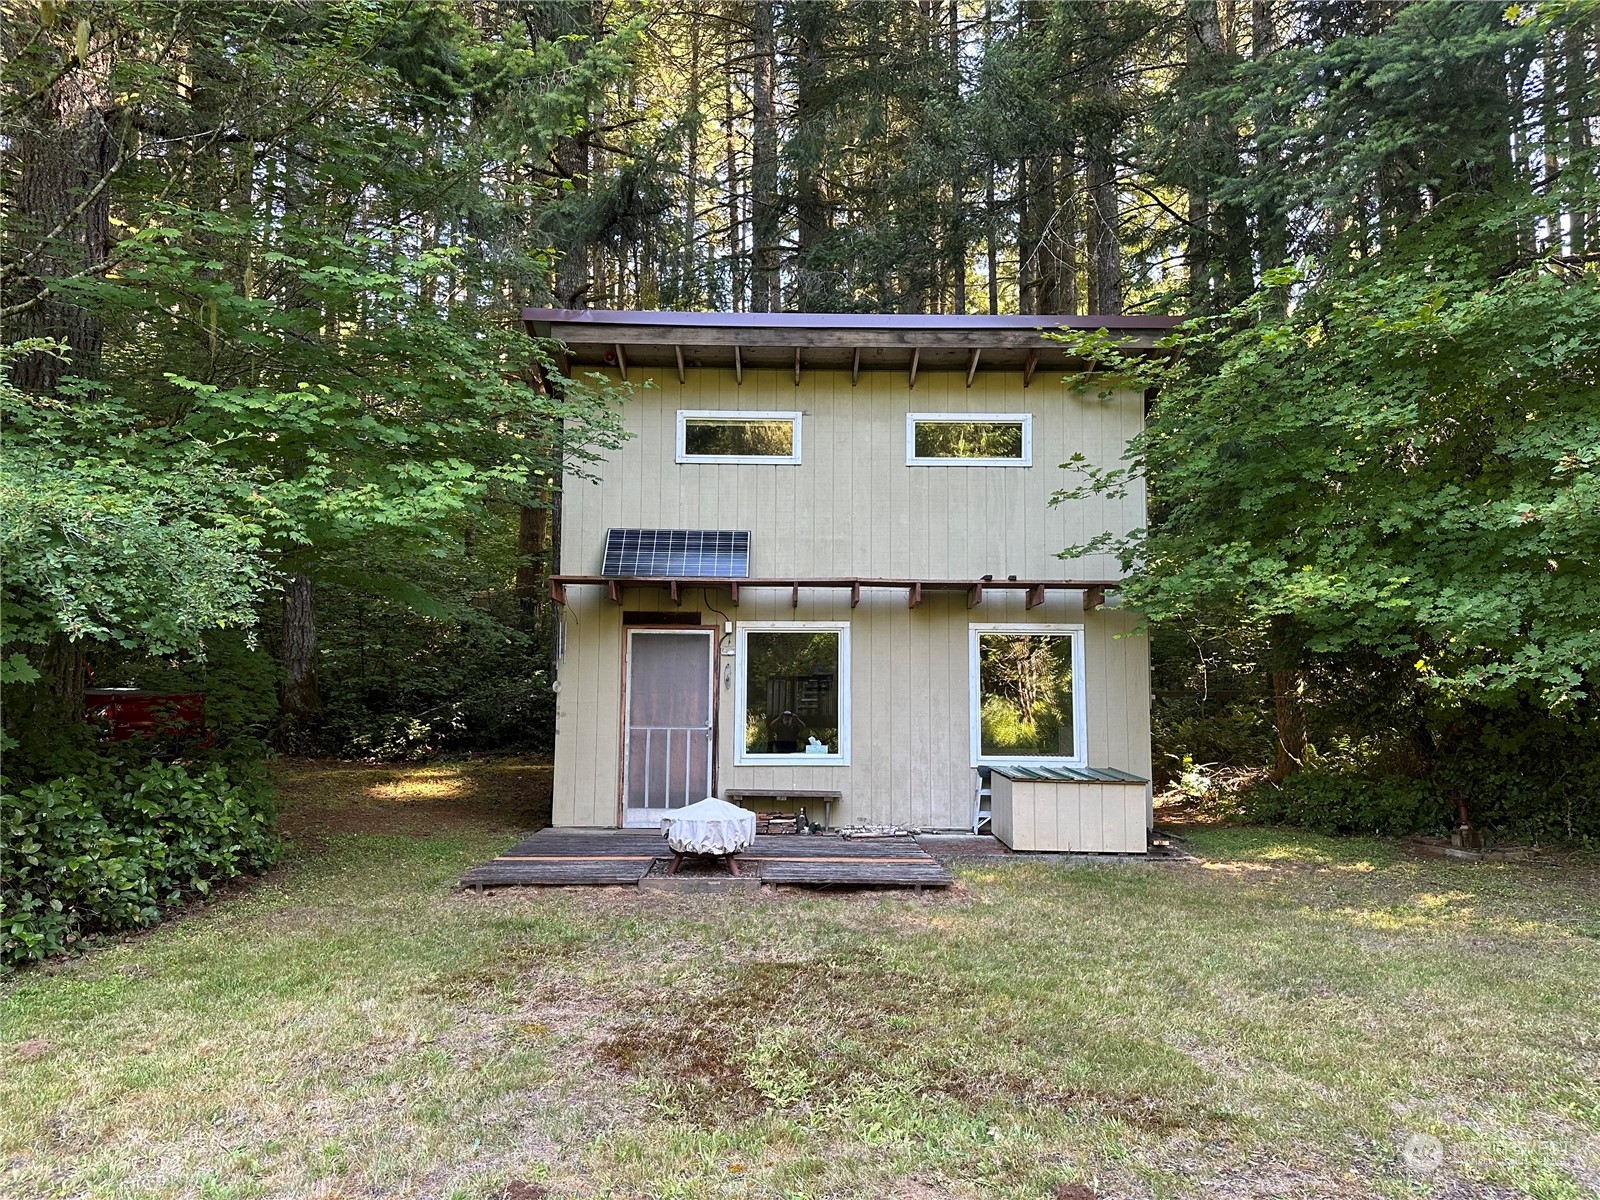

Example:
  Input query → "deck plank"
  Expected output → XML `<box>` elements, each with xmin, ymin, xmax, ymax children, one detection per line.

<box><xmin>461</xmin><ymin>828</ymin><xmax>953</xmax><ymax>890</ymax></box>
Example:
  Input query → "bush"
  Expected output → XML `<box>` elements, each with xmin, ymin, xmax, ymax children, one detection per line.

<box><xmin>1</xmin><ymin>757</ymin><xmax>281</xmax><ymax>966</ymax></box>
<box><xmin>1240</xmin><ymin>772</ymin><xmax>1451</xmax><ymax>837</ymax></box>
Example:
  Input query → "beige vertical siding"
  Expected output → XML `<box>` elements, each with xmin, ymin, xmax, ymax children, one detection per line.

<box><xmin>990</xmin><ymin>779</ymin><xmax>1148</xmax><ymax>853</ymax></box>
<box><xmin>562</xmin><ymin>367</ymin><xmax>1145</xmax><ymax>581</ymax></box>
<box><xmin>550</xmin><ymin>586</ymin><xmax>627</xmax><ymax>827</ymax></box>
<box><xmin>551</xmin><ymin>583</ymin><xmax>1151</xmax><ymax>830</ymax></box>
<box><xmin>551</xmin><ymin>363</ymin><xmax>1152</xmax><ymax>830</ymax></box>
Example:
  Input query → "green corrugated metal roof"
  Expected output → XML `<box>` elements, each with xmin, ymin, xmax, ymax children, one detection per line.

<box><xmin>990</xmin><ymin>765</ymin><xmax>1148</xmax><ymax>783</ymax></box>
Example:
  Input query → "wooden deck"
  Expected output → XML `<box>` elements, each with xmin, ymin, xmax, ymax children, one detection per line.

<box><xmin>461</xmin><ymin>828</ymin><xmax>954</xmax><ymax>891</ymax></box>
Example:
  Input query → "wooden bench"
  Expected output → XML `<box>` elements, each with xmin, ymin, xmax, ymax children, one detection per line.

<box><xmin>722</xmin><ymin>788</ymin><xmax>842</xmax><ymax>831</ymax></box>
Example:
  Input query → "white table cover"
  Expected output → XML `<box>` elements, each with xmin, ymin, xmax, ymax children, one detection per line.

<box><xmin>661</xmin><ymin>797</ymin><xmax>756</xmax><ymax>856</ymax></box>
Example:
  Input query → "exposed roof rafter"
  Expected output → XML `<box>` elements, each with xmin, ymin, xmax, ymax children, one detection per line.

<box><xmin>524</xmin><ymin>308</ymin><xmax>1180</xmax><ymax>383</ymax></box>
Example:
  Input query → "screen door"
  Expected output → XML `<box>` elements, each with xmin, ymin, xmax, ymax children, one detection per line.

<box><xmin>622</xmin><ymin>628</ymin><xmax>715</xmax><ymax>827</ymax></box>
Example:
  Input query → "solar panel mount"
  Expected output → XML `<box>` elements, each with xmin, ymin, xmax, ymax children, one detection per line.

<box><xmin>602</xmin><ymin>529</ymin><xmax>750</xmax><ymax>578</ymax></box>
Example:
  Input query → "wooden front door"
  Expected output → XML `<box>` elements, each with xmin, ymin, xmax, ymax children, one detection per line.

<box><xmin>622</xmin><ymin>628</ymin><xmax>715</xmax><ymax>827</ymax></box>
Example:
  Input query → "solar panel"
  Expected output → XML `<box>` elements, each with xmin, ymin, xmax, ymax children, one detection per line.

<box><xmin>602</xmin><ymin>529</ymin><xmax>750</xmax><ymax>578</ymax></box>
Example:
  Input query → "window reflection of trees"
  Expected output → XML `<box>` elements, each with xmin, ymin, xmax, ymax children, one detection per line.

<box><xmin>745</xmin><ymin>631</ymin><xmax>839</xmax><ymax>754</ymax></box>
<box><xmin>915</xmin><ymin>421</ymin><xmax>1023</xmax><ymax>459</ymax></box>
<box><xmin>685</xmin><ymin>418</ymin><xmax>794</xmax><ymax>457</ymax></box>
<box><xmin>979</xmin><ymin>633</ymin><xmax>1074</xmax><ymax>757</ymax></box>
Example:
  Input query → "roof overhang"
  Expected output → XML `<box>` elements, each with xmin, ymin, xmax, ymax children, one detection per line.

<box><xmin>522</xmin><ymin>308</ymin><xmax>1180</xmax><ymax>384</ymax></box>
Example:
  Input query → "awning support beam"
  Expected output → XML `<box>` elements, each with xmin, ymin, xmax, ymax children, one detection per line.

<box><xmin>548</xmin><ymin>577</ymin><xmax>1121</xmax><ymax>609</ymax></box>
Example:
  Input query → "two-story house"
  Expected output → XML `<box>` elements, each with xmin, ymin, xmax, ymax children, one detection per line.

<box><xmin>524</xmin><ymin>309</ymin><xmax>1176</xmax><ymax>852</ymax></box>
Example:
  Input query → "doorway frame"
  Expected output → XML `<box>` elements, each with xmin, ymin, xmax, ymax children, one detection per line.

<box><xmin>617</xmin><ymin>624</ymin><xmax>719</xmax><ymax>828</ymax></box>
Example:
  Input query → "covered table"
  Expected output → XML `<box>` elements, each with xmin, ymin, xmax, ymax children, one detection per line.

<box><xmin>660</xmin><ymin>797</ymin><xmax>757</xmax><ymax>874</ymax></box>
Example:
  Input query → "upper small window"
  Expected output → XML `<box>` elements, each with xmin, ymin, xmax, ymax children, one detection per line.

<box><xmin>906</xmin><ymin>414</ymin><xmax>1032</xmax><ymax>466</ymax></box>
<box><xmin>677</xmin><ymin>410</ymin><xmax>802</xmax><ymax>464</ymax></box>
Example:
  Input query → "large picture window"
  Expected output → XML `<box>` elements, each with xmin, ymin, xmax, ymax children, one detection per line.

<box><xmin>907</xmin><ymin>413</ymin><xmax>1031</xmax><ymax>466</ymax></box>
<box><xmin>677</xmin><ymin>410</ymin><xmax>802</xmax><ymax>464</ymax></box>
<box><xmin>735</xmin><ymin>622</ymin><xmax>849</xmax><ymax>764</ymax></box>
<box><xmin>969</xmin><ymin>624</ymin><xmax>1086</xmax><ymax>767</ymax></box>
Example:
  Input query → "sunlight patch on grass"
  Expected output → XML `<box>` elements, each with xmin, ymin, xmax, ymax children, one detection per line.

<box><xmin>364</xmin><ymin>768</ymin><xmax>471</xmax><ymax>802</ymax></box>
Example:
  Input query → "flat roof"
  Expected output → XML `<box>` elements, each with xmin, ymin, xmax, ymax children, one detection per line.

<box><xmin>522</xmin><ymin>307</ymin><xmax>1179</xmax><ymax>382</ymax></box>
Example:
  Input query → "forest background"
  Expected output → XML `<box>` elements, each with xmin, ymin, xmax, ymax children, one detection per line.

<box><xmin>3</xmin><ymin>0</ymin><xmax>1598</xmax><ymax>960</ymax></box>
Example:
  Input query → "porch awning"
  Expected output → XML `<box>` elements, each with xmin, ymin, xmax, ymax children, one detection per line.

<box><xmin>991</xmin><ymin>765</ymin><xmax>1149</xmax><ymax>784</ymax></box>
<box><xmin>548</xmin><ymin>575</ymin><xmax>1119</xmax><ymax>611</ymax></box>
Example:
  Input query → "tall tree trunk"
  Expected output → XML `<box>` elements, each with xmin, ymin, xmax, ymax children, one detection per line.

<box><xmin>1085</xmin><ymin>141</ymin><xmax>1119</xmax><ymax>313</ymax></box>
<box><xmin>750</xmin><ymin>0</ymin><xmax>779</xmax><ymax>312</ymax></box>
<box><xmin>281</xmin><ymin>573</ymin><xmax>322</xmax><ymax>719</ymax></box>
<box><xmin>984</xmin><ymin>0</ymin><xmax>999</xmax><ymax>315</ymax></box>
<box><xmin>4</xmin><ymin>24</ymin><xmax>117</xmax><ymax>392</ymax></box>
<box><xmin>948</xmin><ymin>0</ymin><xmax>967</xmax><ymax>315</ymax></box>
<box><xmin>1251</xmin><ymin>0</ymin><xmax>1287</xmax><ymax>308</ymax></box>
<box><xmin>723</xmin><ymin>29</ymin><xmax>742</xmax><ymax>310</ymax></box>
<box><xmin>1185</xmin><ymin>0</ymin><xmax>1224</xmax><ymax>311</ymax></box>
<box><xmin>3</xmin><ymin>19</ymin><xmax>112</xmax><ymax>748</ymax></box>
<box><xmin>1567</xmin><ymin>26</ymin><xmax>1592</xmax><ymax>259</ymax></box>
<box><xmin>517</xmin><ymin>502</ymin><xmax>552</xmax><ymax>627</ymax></box>
<box><xmin>534</xmin><ymin>1</ymin><xmax>595</xmax><ymax>308</ymax></box>
<box><xmin>986</xmin><ymin>165</ymin><xmax>999</xmax><ymax>314</ymax></box>
<box><xmin>792</xmin><ymin>4</ymin><xmax>831</xmax><ymax>310</ymax></box>
<box><xmin>1084</xmin><ymin>2</ymin><xmax>1122</xmax><ymax>315</ymax></box>
<box><xmin>1017</xmin><ymin>155</ymin><xmax>1034</xmax><ymax>314</ymax></box>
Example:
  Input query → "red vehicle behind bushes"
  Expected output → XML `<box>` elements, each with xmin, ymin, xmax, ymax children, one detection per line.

<box><xmin>84</xmin><ymin>688</ymin><xmax>214</xmax><ymax>749</ymax></box>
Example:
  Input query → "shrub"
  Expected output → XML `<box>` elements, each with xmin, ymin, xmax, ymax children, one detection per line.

<box><xmin>1240</xmin><ymin>772</ymin><xmax>1451</xmax><ymax>837</ymax></box>
<box><xmin>1</xmin><ymin>757</ymin><xmax>281</xmax><ymax>966</ymax></box>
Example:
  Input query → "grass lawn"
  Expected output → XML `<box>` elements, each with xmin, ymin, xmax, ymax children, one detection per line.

<box><xmin>3</xmin><ymin>759</ymin><xmax>1598</xmax><ymax>1200</ymax></box>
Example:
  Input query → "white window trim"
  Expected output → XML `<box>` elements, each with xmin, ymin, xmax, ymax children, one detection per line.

<box><xmin>969</xmin><ymin>623</ymin><xmax>1087</xmax><ymax>768</ymax></box>
<box><xmin>906</xmin><ymin>413</ymin><xmax>1032</xmax><ymax>467</ymax></box>
<box><xmin>676</xmin><ymin>410</ymin><xmax>803</xmax><ymax>465</ymax></box>
<box><xmin>735</xmin><ymin>620</ymin><xmax>850</xmax><ymax>766</ymax></box>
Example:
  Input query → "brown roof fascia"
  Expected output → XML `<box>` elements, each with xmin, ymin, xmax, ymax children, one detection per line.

<box><xmin>523</xmin><ymin>307</ymin><xmax>1181</xmax><ymax>333</ymax></box>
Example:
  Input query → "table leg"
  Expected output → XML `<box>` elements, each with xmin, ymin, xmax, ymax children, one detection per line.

<box><xmin>727</xmin><ymin>855</ymin><xmax>741</xmax><ymax>876</ymax></box>
<box><xmin>669</xmin><ymin>852</ymin><xmax>684</xmax><ymax>876</ymax></box>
